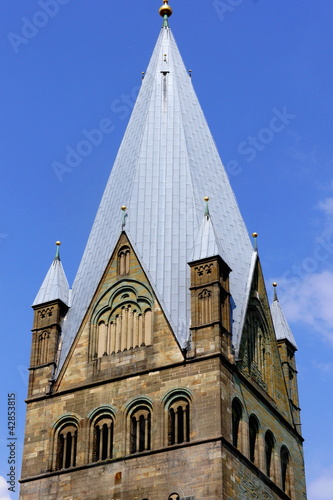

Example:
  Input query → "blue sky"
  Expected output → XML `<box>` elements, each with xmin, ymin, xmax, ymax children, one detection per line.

<box><xmin>1</xmin><ymin>1</ymin><xmax>333</xmax><ymax>499</ymax></box>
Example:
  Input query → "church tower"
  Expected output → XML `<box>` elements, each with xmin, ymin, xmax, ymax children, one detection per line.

<box><xmin>20</xmin><ymin>3</ymin><xmax>307</xmax><ymax>499</ymax></box>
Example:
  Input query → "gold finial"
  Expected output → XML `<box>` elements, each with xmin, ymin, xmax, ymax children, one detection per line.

<box><xmin>121</xmin><ymin>206</ymin><xmax>128</xmax><ymax>229</ymax></box>
<box><xmin>55</xmin><ymin>241</ymin><xmax>61</xmax><ymax>260</ymax></box>
<box><xmin>204</xmin><ymin>196</ymin><xmax>210</xmax><ymax>202</ymax></box>
<box><xmin>273</xmin><ymin>282</ymin><xmax>277</xmax><ymax>287</ymax></box>
<box><xmin>159</xmin><ymin>0</ymin><xmax>173</xmax><ymax>18</ymax></box>
<box><xmin>252</xmin><ymin>232</ymin><xmax>258</xmax><ymax>238</ymax></box>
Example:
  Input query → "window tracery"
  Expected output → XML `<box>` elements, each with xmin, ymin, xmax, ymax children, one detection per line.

<box><xmin>130</xmin><ymin>405</ymin><xmax>151</xmax><ymax>453</ymax></box>
<box><xmin>92</xmin><ymin>282</ymin><xmax>153</xmax><ymax>358</ymax></box>
<box><xmin>242</xmin><ymin>308</ymin><xmax>272</xmax><ymax>392</ymax></box>
<box><xmin>198</xmin><ymin>289</ymin><xmax>212</xmax><ymax>324</ymax></box>
<box><xmin>36</xmin><ymin>330</ymin><xmax>50</xmax><ymax>365</ymax></box>
<box><xmin>55</xmin><ymin>421</ymin><xmax>78</xmax><ymax>470</ymax></box>
<box><xmin>168</xmin><ymin>398</ymin><xmax>190</xmax><ymax>445</ymax></box>
<box><xmin>118</xmin><ymin>246</ymin><xmax>130</xmax><ymax>275</ymax></box>
<box><xmin>163</xmin><ymin>390</ymin><xmax>192</xmax><ymax>447</ymax></box>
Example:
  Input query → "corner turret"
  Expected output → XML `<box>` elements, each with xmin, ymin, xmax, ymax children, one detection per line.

<box><xmin>188</xmin><ymin>199</ymin><xmax>232</xmax><ymax>359</ymax></box>
<box><xmin>28</xmin><ymin>242</ymin><xmax>70</xmax><ymax>398</ymax></box>
<box><xmin>271</xmin><ymin>283</ymin><xmax>301</xmax><ymax>430</ymax></box>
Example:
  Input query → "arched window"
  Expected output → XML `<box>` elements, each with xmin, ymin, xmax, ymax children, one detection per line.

<box><xmin>243</xmin><ymin>309</ymin><xmax>272</xmax><ymax>393</ymax></box>
<box><xmin>249</xmin><ymin>415</ymin><xmax>259</xmax><ymax>465</ymax></box>
<box><xmin>97</xmin><ymin>321</ymin><xmax>107</xmax><ymax>358</ymax></box>
<box><xmin>118</xmin><ymin>246</ymin><xmax>130</xmax><ymax>275</ymax></box>
<box><xmin>168</xmin><ymin>398</ymin><xmax>190</xmax><ymax>445</ymax></box>
<box><xmin>265</xmin><ymin>430</ymin><xmax>275</xmax><ymax>478</ymax></box>
<box><xmin>130</xmin><ymin>405</ymin><xmax>151</xmax><ymax>453</ymax></box>
<box><xmin>56</xmin><ymin>423</ymin><xmax>78</xmax><ymax>470</ymax></box>
<box><xmin>36</xmin><ymin>330</ymin><xmax>50</xmax><ymax>365</ymax></box>
<box><xmin>92</xmin><ymin>283</ymin><xmax>154</xmax><ymax>358</ymax></box>
<box><xmin>281</xmin><ymin>446</ymin><xmax>293</xmax><ymax>496</ymax></box>
<box><xmin>232</xmin><ymin>398</ymin><xmax>243</xmax><ymax>449</ymax></box>
<box><xmin>198</xmin><ymin>289</ymin><xmax>212</xmax><ymax>324</ymax></box>
<box><xmin>93</xmin><ymin>415</ymin><xmax>114</xmax><ymax>462</ymax></box>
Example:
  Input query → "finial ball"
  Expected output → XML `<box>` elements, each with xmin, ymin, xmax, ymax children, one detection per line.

<box><xmin>204</xmin><ymin>196</ymin><xmax>209</xmax><ymax>202</ymax></box>
<box><xmin>252</xmin><ymin>232</ymin><xmax>258</xmax><ymax>238</ymax></box>
<box><xmin>273</xmin><ymin>282</ymin><xmax>277</xmax><ymax>287</ymax></box>
<box><xmin>159</xmin><ymin>0</ymin><xmax>173</xmax><ymax>17</ymax></box>
<box><xmin>56</xmin><ymin>241</ymin><xmax>61</xmax><ymax>246</ymax></box>
<box><xmin>121</xmin><ymin>205</ymin><xmax>127</xmax><ymax>211</ymax></box>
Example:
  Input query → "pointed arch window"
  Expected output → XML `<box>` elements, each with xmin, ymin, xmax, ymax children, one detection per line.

<box><xmin>281</xmin><ymin>446</ymin><xmax>293</xmax><ymax>496</ymax></box>
<box><xmin>97</xmin><ymin>321</ymin><xmax>107</xmax><ymax>358</ymax></box>
<box><xmin>232</xmin><ymin>398</ymin><xmax>243</xmax><ymax>449</ymax></box>
<box><xmin>249</xmin><ymin>415</ymin><xmax>260</xmax><ymax>465</ymax></box>
<box><xmin>198</xmin><ymin>289</ymin><xmax>212</xmax><ymax>324</ymax></box>
<box><xmin>56</xmin><ymin>423</ymin><xmax>78</xmax><ymax>470</ymax></box>
<box><xmin>265</xmin><ymin>430</ymin><xmax>275</xmax><ymax>478</ymax></box>
<box><xmin>36</xmin><ymin>330</ymin><xmax>50</xmax><ymax>365</ymax></box>
<box><xmin>93</xmin><ymin>416</ymin><xmax>114</xmax><ymax>462</ymax></box>
<box><xmin>118</xmin><ymin>246</ymin><xmax>130</xmax><ymax>276</ymax></box>
<box><xmin>130</xmin><ymin>405</ymin><xmax>151</xmax><ymax>454</ymax></box>
<box><xmin>244</xmin><ymin>309</ymin><xmax>272</xmax><ymax>392</ymax></box>
<box><xmin>168</xmin><ymin>398</ymin><xmax>190</xmax><ymax>445</ymax></box>
<box><xmin>163</xmin><ymin>390</ymin><xmax>192</xmax><ymax>447</ymax></box>
<box><xmin>92</xmin><ymin>283</ymin><xmax>154</xmax><ymax>358</ymax></box>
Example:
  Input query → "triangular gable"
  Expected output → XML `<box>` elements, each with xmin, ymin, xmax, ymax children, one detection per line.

<box><xmin>237</xmin><ymin>258</ymin><xmax>293</xmax><ymax>422</ymax></box>
<box><xmin>55</xmin><ymin>232</ymin><xmax>183</xmax><ymax>392</ymax></box>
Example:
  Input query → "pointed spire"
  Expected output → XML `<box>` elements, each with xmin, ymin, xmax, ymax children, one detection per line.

<box><xmin>56</xmin><ymin>16</ymin><xmax>253</xmax><ymax>374</ymax></box>
<box><xmin>33</xmin><ymin>242</ymin><xmax>70</xmax><ymax>307</ymax></box>
<box><xmin>270</xmin><ymin>283</ymin><xmax>298</xmax><ymax>350</ymax></box>
<box><xmin>189</xmin><ymin>198</ymin><xmax>230</xmax><ymax>266</ymax></box>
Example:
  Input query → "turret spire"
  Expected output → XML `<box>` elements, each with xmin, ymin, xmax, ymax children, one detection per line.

<box><xmin>33</xmin><ymin>241</ymin><xmax>70</xmax><ymax>307</ymax></box>
<box><xmin>271</xmin><ymin>283</ymin><xmax>298</xmax><ymax>349</ymax></box>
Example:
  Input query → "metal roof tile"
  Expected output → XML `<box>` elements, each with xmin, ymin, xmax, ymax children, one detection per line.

<box><xmin>33</xmin><ymin>255</ymin><xmax>70</xmax><ymax>307</ymax></box>
<box><xmin>56</xmin><ymin>26</ymin><xmax>254</xmax><ymax>375</ymax></box>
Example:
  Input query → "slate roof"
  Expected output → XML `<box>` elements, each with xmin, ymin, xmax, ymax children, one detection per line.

<box><xmin>271</xmin><ymin>293</ymin><xmax>298</xmax><ymax>350</ymax></box>
<box><xmin>55</xmin><ymin>23</ymin><xmax>254</xmax><ymax>375</ymax></box>
<box><xmin>33</xmin><ymin>249</ymin><xmax>70</xmax><ymax>307</ymax></box>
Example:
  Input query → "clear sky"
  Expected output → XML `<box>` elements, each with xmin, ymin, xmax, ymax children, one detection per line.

<box><xmin>1</xmin><ymin>1</ymin><xmax>333</xmax><ymax>499</ymax></box>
